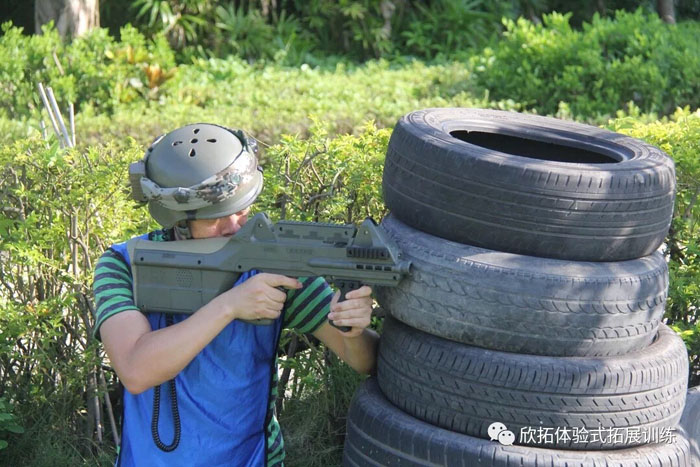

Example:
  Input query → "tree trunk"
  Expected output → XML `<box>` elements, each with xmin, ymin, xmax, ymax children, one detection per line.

<box><xmin>380</xmin><ymin>0</ymin><xmax>396</xmax><ymax>38</ymax></box>
<box><xmin>597</xmin><ymin>0</ymin><xmax>606</xmax><ymax>17</ymax></box>
<box><xmin>657</xmin><ymin>0</ymin><xmax>676</xmax><ymax>24</ymax></box>
<box><xmin>35</xmin><ymin>0</ymin><xmax>100</xmax><ymax>38</ymax></box>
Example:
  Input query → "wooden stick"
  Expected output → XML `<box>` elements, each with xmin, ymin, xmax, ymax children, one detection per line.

<box><xmin>99</xmin><ymin>368</ymin><xmax>120</xmax><ymax>447</ymax></box>
<box><xmin>86</xmin><ymin>374</ymin><xmax>96</xmax><ymax>443</ymax></box>
<box><xmin>52</xmin><ymin>49</ymin><xmax>65</xmax><ymax>75</ymax></box>
<box><xmin>70</xmin><ymin>214</ymin><xmax>78</xmax><ymax>276</ymax></box>
<box><xmin>276</xmin><ymin>334</ymin><xmax>299</xmax><ymax>415</ymax></box>
<box><xmin>92</xmin><ymin>370</ymin><xmax>103</xmax><ymax>444</ymax></box>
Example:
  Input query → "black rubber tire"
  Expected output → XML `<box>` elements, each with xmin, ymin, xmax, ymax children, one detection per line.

<box><xmin>383</xmin><ymin>108</ymin><xmax>676</xmax><ymax>262</ymax></box>
<box><xmin>679</xmin><ymin>387</ymin><xmax>700</xmax><ymax>466</ymax></box>
<box><xmin>374</xmin><ymin>214</ymin><xmax>668</xmax><ymax>357</ymax></box>
<box><xmin>344</xmin><ymin>379</ymin><xmax>692</xmax><ymax>466</ymax></box>
<box><xmin>377</xmin><ymin>317</ymin><xmax>688</xmax><ymax>450</ymax></box>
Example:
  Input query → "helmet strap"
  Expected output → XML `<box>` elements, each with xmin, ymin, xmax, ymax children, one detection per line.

<box><xmin>174</xmin><ymin>220</ymin><xmax>193</xmax><ymax>240</ymax></box>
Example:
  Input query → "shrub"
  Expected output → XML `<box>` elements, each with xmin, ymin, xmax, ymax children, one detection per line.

<box><xmin>399</xmin><ymin>0</ymin><xmax>504</xmax><ymax>60</ymax></box>
<box><xmin>131</xmin><ymin>0</ymin><xmax>213</xmax><ymax>50</ymax></box>
<box><xmin>0</xmin><ymin>398</ymin><xmax>23</xmax><ymax>450</ymax></box>
<box><xmin>2</xmin><ymin>18</ymin><xmax>535</xmax><ymax>146</ymax></box>
<box><xmin>470</xmin><ymin>10</ymin><xmax>700</xmax><ymax>119</ymax></box>
<box><xmin>0</xmin><ymin>22</ymin><xmax>176</xmax><ymax>120</ymax></box>
<box><xmin>100</xmin><ymin>0</ymin><xmax>692</xmax><ymax>63</ymax></box>
<box><xmin>72</xmin><ymin>58</ymin><xmax>523</xmax><ymax>148</ymax></box>
<box><xmin>608</xmin><ymin>108</ymin><xmax>700</xmax><ymax>386</ymax></box>
<box><xmin>257</xmin><ymin>119</ymin><xmax>391</xmax><ymax>224</ymax></box>
<box><xmin>0</xmin><ymin>136</ymin><xmax>146</xmax><ymax>465</ymax></box>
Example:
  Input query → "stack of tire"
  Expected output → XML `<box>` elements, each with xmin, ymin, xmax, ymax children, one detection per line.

<box><xmin>343</xmin><ymin>109</ymin><xmax>693</xmax><ymax>466</ymax></box>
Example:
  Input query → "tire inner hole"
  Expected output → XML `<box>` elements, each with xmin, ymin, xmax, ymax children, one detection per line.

<box><xmin>450</xmin><ymin>131</ymin><xmax>619</xmax><ymax>164</ymax></box>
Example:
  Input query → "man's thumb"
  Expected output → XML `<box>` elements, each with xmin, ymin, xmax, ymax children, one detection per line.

<box><xmin>263</xmin><ymin>273</ymin><xmax>302</xmax><ymax>289</ymax></box>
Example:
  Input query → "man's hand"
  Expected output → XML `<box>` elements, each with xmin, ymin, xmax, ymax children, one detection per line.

<box><xmin>313</xmin><ymin>285</ymin><xmax>378</xmax><ymax>374</ymax></box>
<box><xmin>327</xmin><ymin>286</ymin><xmax>374</xmax><ymax>338</ymax></box>
<box><xmin>218</xmin><ymin>273</ymin><xmax>302</xmax><ymax>322</ymax></box>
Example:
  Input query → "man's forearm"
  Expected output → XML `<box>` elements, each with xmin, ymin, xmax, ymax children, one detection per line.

<box><xmin>107</xmin><ymin>296</ymin><xmax>235</xmax><ymax>394</ymax></box>
<box><xmin>341</xmin><ymin>329</ymin><xmax>379</xmax><ymax>375</ymax></box>
<box><xmin>103</xmin><ymin>272</ymin><xmax>297</xmax><ymax>394</ymax></box>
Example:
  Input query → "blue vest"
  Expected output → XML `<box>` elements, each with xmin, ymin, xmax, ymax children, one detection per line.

<box><xmin>111</xmin><ymin>238</ymin><xmax>283</xmax><ymax>467</ymax></box>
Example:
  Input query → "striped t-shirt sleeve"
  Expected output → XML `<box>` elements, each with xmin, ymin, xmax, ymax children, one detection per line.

<box><xmin>92</xmin><ymin>248</ymin><xmax>137</xmax><ymax>340</ymax></box>
<box><xmin>283</xmin><ymin>276</ymin><xmax>334</xmax><ymax>334</ymax></box>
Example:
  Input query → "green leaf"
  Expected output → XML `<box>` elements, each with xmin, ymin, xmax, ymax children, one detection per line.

<box><xmin>5</xmin><ymin>425</ymin><xmax>24</xmax><ymax>434</ymax></box>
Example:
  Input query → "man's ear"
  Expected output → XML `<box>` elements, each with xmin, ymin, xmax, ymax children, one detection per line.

<box><xmin>174</xmin><ymin>220</ymin><xmax>192</xmax><ymax>240</ymax></box>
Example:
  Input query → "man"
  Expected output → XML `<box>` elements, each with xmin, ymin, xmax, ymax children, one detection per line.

<box><xmin>92</xmin><ymin>123</ymin><xmax>378</xmax><ymax>465</ymax></box>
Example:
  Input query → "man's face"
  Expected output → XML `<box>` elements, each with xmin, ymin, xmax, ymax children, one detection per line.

<box><xmin>189</xmin><ymin>207</ymin><xmax>250</xmax><ymax>239</ymax></box>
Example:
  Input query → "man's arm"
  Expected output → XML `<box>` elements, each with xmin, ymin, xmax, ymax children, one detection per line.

<box><xmin>312</xmin><ymin>286</ymin><xmax>378</xmax><ymax>375</ymax></box>
<box><xmin>101</xmin><ymin>273</ymin><xmax>301</xmax><ymax>394</ymax></box>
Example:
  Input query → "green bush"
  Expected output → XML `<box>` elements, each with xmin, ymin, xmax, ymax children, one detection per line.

<box><xmin>1</xmin><ymin>19</ymin><xmax>532</xmax><ymax>145</ymax></box>
<box><xmin>277</xmin><ymin>343</ymin><xmax>364</xmax><ymax>467</ymax></box>
<box><xmin>128</xmin><ymin>0</ymin><xmax>393</xmax><ymax>61</ymax></box>
<box><xmin>103</xmin><ymin>0</ymin><xmax>692</xmax><ymax>63</ymax></box>
<box><xmin>0</xmin><ymin>137</ymin><xmax>146</xmax><ymax>465</ymax></box>
<box><xmin>131</xmin><ymin>0</ymin><xmax>212</xmax><ymax>50</ymax></box>
<box><xmin>6</xmin><ymin>13</ymin><xmax>698</xmax><ymax>145</ymax></box>
<box><xmin>608</xmin><ymin>108</ymin><xmax>700</xmax><ymax>386</ymax></box>
<box><xmin>33</xmin><ymin>58</ymin><xmax>520</xmax><ymax>147</ymax></box>
<box><xmin>0</xmin><ymin>22</ymin><xmax>176</xmax><ymax>120</ymax></box>
<box><xmin>471</xmin><ymin>10</ymin><xmax>700</xmax><ymax>119</ymax></box>
<box><xmin>400</xmin><ymin>0</ymin><xmax>506</xmax><ymax>60</ymax></box>
<box><xmin>0</xmin><ymin>398</ymin><xmax>23</xmax><ymax>450</ymax></box>
<box><xmin>54</xmin><ymin>0</ymin><xmax>546</xmax><ymax>64</ymax></box>
<box><xmin>257</xmin><ymin>119</ymin><xmax>391</xmax><ymax>223</ymax></box>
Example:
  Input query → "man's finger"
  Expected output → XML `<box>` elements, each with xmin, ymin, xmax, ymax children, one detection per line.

<box><xmin>263</xmin><ymin>306</ymin><xmax>283</xmax><ymax>319</ymax></box>
<box><xmin>331</xmin><ymin>297</ymin><xmax>373</xmax><ymax>313</ymax></box>
<box><xmin>329</xmin><ymin>316</ymin><xmax>370</xmax><ymax>330</ymax></box>
<box><xmin>260</xmin><ymin>273</ymin><xmax>302</xmax><ymax>290</ymax></box>
<box><xmin>328</xmin><ymin>307</ymin><xmax>370</xmax><ymax>321</ymax></box>
<box><xmin>344</xmin><ymin>286</ymin><xmax>372</xmax><ymax>299</ymax></box>
<box><xmin>268</xmin><ymin>287</ymin><xmax>288</xmax><ymax>304</ymax></box>
<box><xmin>328</xmin><ymin>291</ymin><xmax>351</xmax><ymax>331</ymax></box>
<box><xmin>330</xmin><ymin>290</ymin><xmax>341</xmax><ymax>305</ymax></box>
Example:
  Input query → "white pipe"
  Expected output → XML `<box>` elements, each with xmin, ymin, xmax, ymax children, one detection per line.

<box><xmin>37</xmin><ymin>83</ymin><xmax>63</xmax><ymax>147</ymax></box>
<box><xmin>69</xmin><ymin>103</ymin><xmax>76</xmax><ymax>147</ymax></box>
<box><xmin>46</xmin><ymin>86</ymin><xmax>73</xmax><ymax>148</ymax></box>
<box><xmin>39</xmin><ymin>119</ymin><xmax>47</xmax><ymax>140</ymax></box>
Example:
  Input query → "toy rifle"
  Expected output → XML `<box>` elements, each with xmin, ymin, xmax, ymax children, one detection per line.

<box><xmin>127</xmin><ymin>212</ymin><xmax>411</xmax><ymax>331</ymax></box>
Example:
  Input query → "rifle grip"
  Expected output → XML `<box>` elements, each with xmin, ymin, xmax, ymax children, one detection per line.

<box><xmin>330</xmin><ymin>280</ymin><xmax>360</xmax><ymax>333</ymax></box>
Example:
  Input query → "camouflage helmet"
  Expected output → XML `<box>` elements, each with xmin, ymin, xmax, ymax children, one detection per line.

<box><xmin>129</xmin><ymin>123</ymin><xmax>263</xmax><ymax>236</ymax></box>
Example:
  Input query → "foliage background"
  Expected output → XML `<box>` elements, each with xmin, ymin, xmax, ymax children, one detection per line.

<box><xmin>0</xmin><ymin>2</ymin><xmax>698</xmax><ymax>466</ymax></box>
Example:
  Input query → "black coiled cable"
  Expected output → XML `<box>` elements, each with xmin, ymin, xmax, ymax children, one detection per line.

<box><xmin>151</xmin><ymin>315</ymin><xmax>181</xmax><ymax>452</ymax></box>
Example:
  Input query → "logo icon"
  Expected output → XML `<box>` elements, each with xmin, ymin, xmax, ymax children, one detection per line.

<box><xmin>487</xmin><ymin>422</ymin><xmax>516</xmax><ymax>446</ymax></box>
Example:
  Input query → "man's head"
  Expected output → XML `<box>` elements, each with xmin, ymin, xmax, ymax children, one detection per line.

<box><xmin>129</xmin><ymin>123</ymin><xmax>263</xmax><ymax>239</ymax></box>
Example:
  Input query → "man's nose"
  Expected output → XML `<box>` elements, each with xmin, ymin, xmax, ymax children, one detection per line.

<box><xmin>221</xmin><ymin>214</ymin><xmax>241</xmax><ymax>236</ymax></box>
